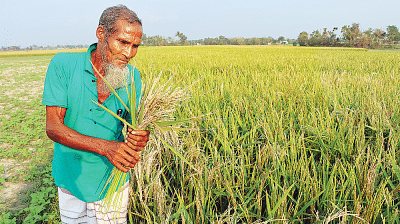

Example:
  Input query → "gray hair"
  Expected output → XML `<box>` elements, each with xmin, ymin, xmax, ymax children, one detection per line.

<box><xmin>99</xmin><ymin>5</ymin><xmax>142</xmax><ymax>38</ymax></box>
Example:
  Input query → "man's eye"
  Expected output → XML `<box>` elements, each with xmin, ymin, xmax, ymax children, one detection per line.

<box><xmin>120</xmin><ymin>40</ymin><xmax>129</xmax><ymax>44</ymax></box>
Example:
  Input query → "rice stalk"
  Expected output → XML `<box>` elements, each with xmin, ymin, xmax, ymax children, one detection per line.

<box><xmin>90</xmin><ymin>61</ymin><xmax>200</xmax><ymax>215</ymax></box>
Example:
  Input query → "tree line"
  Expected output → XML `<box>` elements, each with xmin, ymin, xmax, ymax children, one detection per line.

<box><xmin>1</xmin><ymin>44</ymin><xmax>90</xmax><ymax>51</ymax></box>
<box><xmin>297</xmin><ymin>23</ymin><xmax>400</xmax><ymax>48</ymax></box>
<box><xmin>141</xmin><ymin>31</ymin><xmax>295</xmax><ymax>46</ymax></box>
<box><xmin>3</xmin><ymin>24</ymin><xmax>398</xmax><ymax>51</ymax></box>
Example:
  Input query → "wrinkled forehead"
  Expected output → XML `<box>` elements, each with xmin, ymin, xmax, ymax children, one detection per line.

<box><xmin>109</xmin><ymin>19</ymin><xmax>142</xmax><ymax>35</ymax></box>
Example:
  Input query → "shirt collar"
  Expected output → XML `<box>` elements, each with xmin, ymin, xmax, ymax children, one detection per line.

<box><xmin>84</xmin><ymin>43</ymin><xmax>98</xmax><ymax>74</ymax></box>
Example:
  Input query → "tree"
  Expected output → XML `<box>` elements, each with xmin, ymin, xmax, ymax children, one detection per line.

<box><xmin>203</xmin><ymin>37</ymin><xmax>218</xmax><ymax>45</ymax></box>
<box><xmin>309</xmin><ymin>30</ymin><xmax>322</xmax><ymax>46</ymax></box>
<box><xmin>248</xmin><ymin>37</ymin><xmax>261</xmax><ymax>45</ymax></box>
<box><xmin>218</xmin><ymin>36</ymin><xmax>229</xmax><ymax>45</ymax></box>
<box><xmin>147</xmin><ymin>35</ymin><xmax>168</xmax><ymax>46</ymax></box>
<box><xmin>266</xmin><ymin>36</ymin><xmax>275</xmax><ymax>44</ymax></box>
<box><xmin>297</xmin><ymin>32</ymin><xmax>309</xmax><ymax>46</ymax></box>
<box><xmin>327</xmin><ymin>27</ymin><xmax>338</xmax><ymax>46</ymax></box>
<box><xmin>321</xmin><ymin>28</ymin><xmax>329</xmax><ymax>46</ymax></box>
<box><xmin>168</xmin><ymin>37</ymin><xmax>177</xmax><ymax>45</ymax></box>
<box><xmin>386</xmin><ymin>25</ymin><xmax>400</xmax><ymax>42</ymax></box>
<box><xmin>141</xmin><ymin>33</ymin><xmax>148</xmax><ymax>45</ymax></box>
<box><xmin>230</xmin><ymin>37</ymin><xmax>245</xmax><ymax>45</ymax></box>
<box><xmin>374</xmin><ymin>29</ymin><xmax>386</xmax><ymax>45</ymax></box>
<box><xmin>361</xmin><ymin>28</ymin><xmax>374</xmax><ymax>48</ymax></box>
<box><xmin>278</xmin><ymin>36</ymin><xmax>285</xmax><ymax>42</ymax></box>
<box><xmin>259</xmin><ymin>37</ymin><xmax>269</xmax><ymax>45</ymax></box>
<box><xmin>341</xmin><ymin>23</ymin><xmax>361</xmax><ymax>47</ymax></box>
<box><xmin>175</xmin><ymin>31</ymin><xmax>187</xmax><ymax>45</ymax></box>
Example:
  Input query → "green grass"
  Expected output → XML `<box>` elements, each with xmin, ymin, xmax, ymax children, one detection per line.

<box><xmin>1</xmin><ymin>46</ymin><xmax>399</xmax><ymax>223</ymax></box>
<box><xmin>0</xmin><ymin>55</ymin><xmax>59</xmax><ymax>223</ymax></box>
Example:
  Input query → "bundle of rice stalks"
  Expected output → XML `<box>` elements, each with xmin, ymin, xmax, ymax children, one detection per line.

<box><xmin>91</xmin><ymin>62</ymin><xmax>199</xmax><ymax>213</ymax></box>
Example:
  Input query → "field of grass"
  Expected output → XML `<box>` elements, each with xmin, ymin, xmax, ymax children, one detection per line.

<box><xmin>0</xmin><ymin>45</ymin><xmax>399</xmax><ymax>223</ymax></box>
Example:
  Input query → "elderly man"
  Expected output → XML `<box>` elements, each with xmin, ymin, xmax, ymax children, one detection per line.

<box><xmin>42</xmin><ymin>5</ymin><xmax>148</xmax><ymax>223</ymax></box>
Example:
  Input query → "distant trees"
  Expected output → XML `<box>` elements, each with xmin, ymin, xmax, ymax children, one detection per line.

<box><xmin>277</xmin><ymin>36</ymin><xmax>285</xmax><ymax>42</ymax></box>
<box><xmin>341</xmin><ymin>23</ymin><xmax>361</xmax><ymax>47</ymax></box>
<box><xmin>387</xmin><ymin>25</ymin><xmax>400</xmax><ymax>42</ymax></box>
<box><xmin>298</xmin><ymin>32</ymin><xmax>309</xmax><ymax>46</ymax></box>
<box><xmin>308</xmin><ymin>30</ymin><xmax>322</xmax><ymax>46</ymax></box>
<box><xmin>175</xmin><ymin>31</ymin><xmax>188</xmax><ymax>45</ymax></box>
<box><xmin>140</xmin><ymin>32</ymin><xmax>295</xmax><ymax>46</ymax></box>
<box><xmin>297</xmin><ymin>24</ymin><xmax>400</xmax><ymax>48</ymax></box>
<box><xmin>0</xmin><ymin>44</ymin><xmax>90</xmax><ymax>51</ymax></box>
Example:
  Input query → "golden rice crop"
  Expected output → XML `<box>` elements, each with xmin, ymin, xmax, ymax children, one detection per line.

<box><xmin>124</xmin><ymin>45</ymin><xmax>400</xmax><ymax>223</ymax></box>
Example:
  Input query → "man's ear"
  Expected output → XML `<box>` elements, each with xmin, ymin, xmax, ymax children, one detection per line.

<box><xmin>96</xmin><ymin>25</ymin><xmax>105</xmax><ymax>40</ymax></box>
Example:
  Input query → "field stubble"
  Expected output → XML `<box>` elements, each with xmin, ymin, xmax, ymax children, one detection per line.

<box><xmin>0</xmin><ymin>46</ymin><xmax>399</xmax><ymax>223</ymax></box>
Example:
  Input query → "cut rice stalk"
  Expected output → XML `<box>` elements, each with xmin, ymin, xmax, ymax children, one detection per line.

<box><xmin>91</xmin><ymin>61</ymin><xmax>199</xmax><ymax>214</ymax></box>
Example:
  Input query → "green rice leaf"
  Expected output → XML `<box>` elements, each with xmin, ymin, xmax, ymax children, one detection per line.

<box><xmin>159</xmin><ymin>137</ymin><xmax>198</xmax><ymax>173</ymax></box>
<box><xmin>137</xmin><ymin>85</ymin><xmax>146</xmax><ymax>126</ymax></box>
<box><xmin>292</xmin><ymin>190</ymin><xmax>325</xmax><ymax>220</ymax></box>
<box><xmin>130</xmin><ymin>68</ymin><xmax>137</xmax><ymax>128</ymax></box>
<box><xmin>271</xmin><ymin>182</ymin><xmax>295</xmax><ymax>216</ymax></box>
<box><xmin>154</xmin><ymin>118</ymin><xmax>196</xmax><ymax>127</ymax></box>
<box><xmin>91</xmin><ymin>99</ymin><xmax>135</xmax><ymax>130</ymax></box>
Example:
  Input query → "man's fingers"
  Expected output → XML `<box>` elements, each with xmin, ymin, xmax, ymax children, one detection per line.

<box><xmin>124</xmin><ymin>149</ymin><xmax>141</xmax><ymax>163</ymax></box>
<box><xmin>112</xmin><ymin>159</ymin><xmax>129</xmax><ymax>173</ymax></box>
<box><xmin>130</xmin><ymin>130</ymin><xmax>150</xmax><ymax>136</ymax></box>
<box><xmin>126</xmin><ymin>138</ymin><xmax>147</xmax><ymax>147</ymax></box>
<box><xmin>116</xmin><ymin>164</ymin><xmax>129</xmax><ymax>173</ymax></box>
<box><xmin>126</xmin><ymin>141</ymin><xmax>145</xmax><ymax>152</ymax></box>
<box><xmin>119</xmin><ymin>146</ymin><xmax>141</xmax><ymax>165</ymax></box>
<box><xmin>113</xmin><ymin>155</ymin><xmax>139</xmax><ymax>172</ymax></box>
<box><xmin>125</xmin><ymin>130</ymin><xmax>149</xmax><ymax>152</ymax></box>
<box><xmin>108</xmin><ymin>143</ymin><xmax>141</xmax><ymax>172</ymax></box>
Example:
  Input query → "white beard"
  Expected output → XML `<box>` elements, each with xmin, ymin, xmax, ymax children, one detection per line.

<box><xmin>99</xmin><ymin>63</ymin><xmax>129</xmax><ymax>95</ymax></box>
<box><xmin>98</xmin><ymin>40</ymin><xmax>130</xmax><ymax>95</ymax></box>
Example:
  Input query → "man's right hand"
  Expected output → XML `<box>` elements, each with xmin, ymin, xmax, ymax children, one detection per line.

<box><xmin>102</xmin><ymin>141</ymin><xmax>141</xmax><ymax>173</ymax></box>
<box><xmin>45</xmin><ymin>106</ymin><xmax>142</xmax><ymax>173</ymax></box>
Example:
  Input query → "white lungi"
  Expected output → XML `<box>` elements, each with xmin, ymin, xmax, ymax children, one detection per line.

<box><xmin>58</xmin><ymin>183</ymin><xmax>129</xmax><ymax>224</ymax></box>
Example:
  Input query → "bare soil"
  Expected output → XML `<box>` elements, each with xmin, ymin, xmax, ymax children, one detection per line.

<box><xmin>0</xmin><ymin>158</ymin><xmax>33</xmax><ymax>211</ymax></box>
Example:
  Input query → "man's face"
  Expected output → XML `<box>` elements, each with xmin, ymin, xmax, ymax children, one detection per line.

<box><xmin>101</xmin><ymin>19</ymin><xmax>142</xmax><ymax>68</ymax></box>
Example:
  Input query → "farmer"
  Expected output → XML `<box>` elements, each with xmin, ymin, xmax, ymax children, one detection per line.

<box><xmin>42</xmin><ymin>5</ymin><xmax>148</xmax><ymax>223</ymax></box>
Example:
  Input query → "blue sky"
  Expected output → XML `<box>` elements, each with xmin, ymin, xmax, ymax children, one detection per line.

<box><xmin>1</xmin><ymin>0</ymin><xmax>399</xmax><ymax>47</ymax></box>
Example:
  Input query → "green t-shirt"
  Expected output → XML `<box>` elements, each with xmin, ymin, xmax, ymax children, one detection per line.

<box><xmin>42</xmin><ymin>43</ymin><xmax>141</xmax><ymax>202</ymax></box>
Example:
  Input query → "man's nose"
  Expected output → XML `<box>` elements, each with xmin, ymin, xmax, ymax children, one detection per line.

<box><xmin>122</xmin><ymin>46</ymin><xmax>136</xmax><ymax>59</ymax></box>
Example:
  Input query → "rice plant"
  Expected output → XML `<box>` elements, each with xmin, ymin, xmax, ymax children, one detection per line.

<box><xmin>124</xmin><ymin>46</ymin><xmax>400</xmax><ymax>223</ymax></box>
<box><xmin>91</xmin><ymin>62</ymin><xmax>199</xmax><ymax>214</ymax></box>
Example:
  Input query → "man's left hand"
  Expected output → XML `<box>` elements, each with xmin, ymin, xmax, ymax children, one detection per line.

<box><xmin>126</xmin><ymin>128</ymin><xmax>150</xmax><ymax>152</ymax></box>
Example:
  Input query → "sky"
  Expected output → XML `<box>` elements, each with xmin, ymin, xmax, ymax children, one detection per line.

<box><xmin>1</xmin><ymin>0</ymin><xmax>400</xmax><ymax>47</ymax></box>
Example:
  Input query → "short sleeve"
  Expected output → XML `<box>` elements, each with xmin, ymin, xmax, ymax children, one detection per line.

<box><xmin>42</xmin><ymin>54</ymin><xmax>69</xmax><ymax>108</ymax></box>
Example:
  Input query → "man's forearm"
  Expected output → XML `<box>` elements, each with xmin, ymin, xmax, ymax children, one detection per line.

<box><xmin>45</xmin><ymin>106</ymin><xmax>143</xmax><ymax>172</ymax></box>
<box><xmin>45</xmin><ymin>106</ymin><xmax>111</xmax><ymax>156</ymax></box>
<box><xmin>46</xmin><ymin>122</ymin><xmax>110</xmax><ymax>156</ymax></box>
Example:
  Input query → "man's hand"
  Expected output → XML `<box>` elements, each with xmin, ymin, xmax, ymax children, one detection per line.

<box><xmin>46</xmin><ymin>106</ymin><xmax>150</xmax><ymax>173</ymax></box>
<box><xmin>103</xmin><ymin>129</ymin><xmax>150</xmax><ymax>173</ymax></box>
<box><xmin>126</xmin><ymin>129</ymin><xmax>150</xmax><ymax>152</ymax></box>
